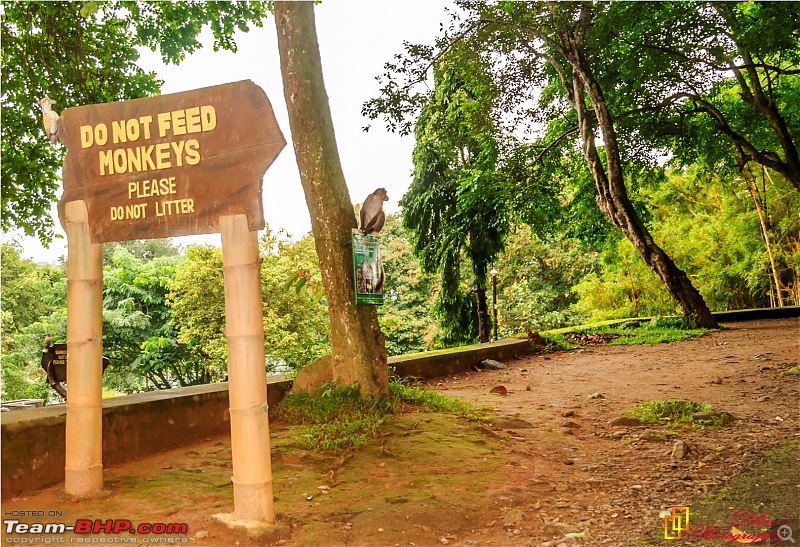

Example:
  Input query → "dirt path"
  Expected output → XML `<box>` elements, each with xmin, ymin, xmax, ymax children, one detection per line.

<box><xmin>432</xmin><ymin>318</ymin><xmax>800</xmax><ymax>545</ymax></box>
<box><xmin>3</xmin><ymin>319</ymin><xmax>797</xmax><ymax>547</ymax></box>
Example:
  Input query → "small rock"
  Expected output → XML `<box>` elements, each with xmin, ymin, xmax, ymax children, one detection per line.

<box><xmin>710</xmin><ymin>377</ymin><xmax>723</xmax><ymax>385</ymax></box>
<box><xmin>587</xmin><ymin>392</ymin><xmax>605</xmax><ymax>399</ymax></box>
<box><xmin>292</xmin><ymin>354</ymin><xmax>333</xmax><ymax>394</ymax></box>
<box><xmin>609</xmin><ymin>416</ymin><xmax>642</xmax><ymax>427</ymax></box>
<box><xmin>543</xmin><ymin>521</ymin><xmax>577</xmax><ymax>535</ymax></box>
<box><xmin>491</xmin><ymin>416</ymin><xmax>535</xmax><ymax>429</ymax></box>
<box><xmin>503</xmin><ymin>508</ymin><xmax>526</xmax><ymax>526</ymax></box>
<box><xmin>490</xmin><ymin>385</ymin><xmax>508</xmax><ymax>395</ymax></box>
<box><xmin>564</xmin><ymin>459</ymin><xmax>575</xmax><ymax>465</ymax></box>
<box><xmin>562</xmin><ymin>421</ymin><xmax>581</xmax><ymax>429</ymax></box>
<box><xmin>640</xmin><ymin>430</ymin><xmax>669</xmax><ymax>442</ymax></box>
<box><xmin>194</xmin><ymin>531</ymin><xmax>208</xmax><ymax>539</ymax></box>
<box><xmin>671</xmin><ymin>440</ymin><xmax>690</xmax><ymax>460</ymax></box>
<box><xmin>564</xmin><ymin>410</ymin><xmax>575</xmax><ymax>417</ymax></box>
<box><xmin>480</xmin><ymin>359</ymin><xmax>507</xmax><ymax>370</ymax></box>
<box><xmin>526</xmin><ymin>385</ymin><xmax>532</xmax><ymax>391</ymax></box>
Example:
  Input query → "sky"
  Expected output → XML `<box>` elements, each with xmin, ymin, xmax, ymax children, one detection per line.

<box><xmin>10</xmin><ymin>0</ymin><xmax>454</xmax><ymax>262</ymax></box>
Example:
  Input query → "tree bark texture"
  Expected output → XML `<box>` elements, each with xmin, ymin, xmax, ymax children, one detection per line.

<box><xmin>559</xmin><ymin>20</ymin><xmax>718</xmax><ymax>329</ymax></box>
<box><xmin>274</xmin><ymin>1</ymin><xmax>388</xmax><ymax>397</ymax></box>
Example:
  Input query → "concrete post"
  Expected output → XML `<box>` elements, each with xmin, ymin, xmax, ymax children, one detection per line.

<box><xmin>219</xmin><ymin>214</ymin><xmax>274</xmax><ymax>522</ymax></box>
<box><xmin>64</xmin><ymin>200</ymin><xmax>104</xmax><ymax>496</ymax></box>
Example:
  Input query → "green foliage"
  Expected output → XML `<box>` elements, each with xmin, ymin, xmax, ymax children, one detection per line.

<box><xmin>276</xmin><ymin>376</ymin><xmax>485</xmax><ymax>452</ymax></box>
<box><xmin>166</xmin><ymin>245</ymin><xmax>228</xmax><ymax>377</ymax></box>
<box><xmin>0</xmin><ymin>244</ymin><xmax>66</xmax><ymax>401</ymax></box>
<box><xmin>577</xmin><ymin>318</ymin><xmax>713</xmax><ymax>346</ymax></box>
<box><xmin>168</xmin><ymin>229</ymin><xmax>331</xmax><ymax>377</ymax></box>
<box><xmin>103</xmin><ymin>246</ymin><xmax>201</xmax><ymax>391</ymax></box>
<box><xmin>401</xmin><ymin>50</ymin><xmax>509</xmax><ymax>345</ymax></box>
<box><xmin>377</xmin><ymin>214</ymin><xmax>438</xmax><ymax>355</ymax></box>
<box><xmin>366</xmin><ymin>1</ymin><xmax>800</xmax><ymax>326</ymax></box>
<box><xmin>260</xmin><ymin>228</ymin><xmax>330</xmax><ymax>371</ymax></box>
<box><xmin>277</xmin><ymin>383</ymin><xmax>393</xmax><ymax>452</ymax></box>
<box><xmin>574</xmin><ymin>167</ymin><xmax>800</xmax><ymax>319</ymax></box>
<box><xmin>537</xmin><ymin>333</ymin><xmax>576</xmax><ymax>352</ymax></box>
<box><xmin>573</xmin><ymin>238</ymin><xmax>678</xmax><ymax>321</ymax></box>
<box><xmin>102</xmin><ymin>239</ymin><xmax>180</xmax><ymax>267</ymax></box>
<box><xmin>784</xmin><ymin>366</ymin><xmax>800</xmax><ymax>376</ymax></box>
<box><xmin>1</xmin><ymin>314</ymin><xmax>65</xmax><ymax>402</ymax></box>
<box><xmin>495</xmin><ymin>226</ymin><xmax>597</xmax><ymax>334</ymax></box>
<box><xmin>625</xmin><ymin>400</ymin><xmax>715</xmax><ymax>428</ymax></box>
<box><xmin>0</xmin><ymin>243</ymin><xmax>65</xmax><ymax>337</ymax></box>
<box><xmin>612</xmin><ymin>2</ymin><xmax>800</xmax><ymax>192</ymax></box>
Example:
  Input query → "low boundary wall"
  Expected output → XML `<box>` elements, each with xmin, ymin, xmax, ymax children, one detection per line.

<box><xmin>2</xmin><ymin>338</ymin><xmax>528</xmax><ymax>500</ymax></box>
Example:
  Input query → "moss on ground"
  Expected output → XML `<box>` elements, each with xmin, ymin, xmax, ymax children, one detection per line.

<box><xmin>635</xmin><ymin>441</ymin><xmax>800</xmax><ymax>546</ymax></box>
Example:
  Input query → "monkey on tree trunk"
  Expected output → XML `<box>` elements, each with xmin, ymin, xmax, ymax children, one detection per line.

<box><xmin>359</xmin><ymin>188</ymin><xmax>388</xmax><ymax>234</ymax></box>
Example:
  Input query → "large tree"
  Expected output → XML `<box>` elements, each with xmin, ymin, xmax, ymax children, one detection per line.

<box><xmin>403</xmin><ymin>51</ymin><xmax>508</xmax><ymax>344</ymax></box>
<box><xmin>366</xmin><ymin>0</ymin><xmax>719</xmax><ymax>328</ymax></box>
<box><xmin>610</xmin><ymin>2</ymin><xmax>800</xmax><ymax>192</ymax></box>
<box><xmin>274</xmin><ymin>1</ymin><xmax>388</xmax><ymax>397</ymax></box>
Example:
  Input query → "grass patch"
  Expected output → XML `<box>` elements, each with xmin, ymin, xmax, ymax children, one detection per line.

<box><xmin>275</xmin><ymin>377</ymin><xmax>486</xmax><ymax>452</ymax></box>
<box><xmin>539</xmin><ymin>332</ymin><xmax>577</xmax><ymax>351</ymax></box>
<box><xmin>543</xmin><ymin>316</ymin><xmax>715</xmax><ymax>348</ymax></box>
<box><xmin>587</xmin><ymin>316</ymin><xmax>713</xmax><ymax>346</ymax></box>
<box><xmin>626</xmin><ymin>399</ymin><xmax>717</xmax><ymax>428</ymax></box>
<box><xmin>389</xmin><ymin>376</ymin><xmax>489</xmax><ymax>420</ymax></box>
<box><xmin>784</xmin><ymin>365</ymin><xmax>800</xmax><ymax>376</ymax></box>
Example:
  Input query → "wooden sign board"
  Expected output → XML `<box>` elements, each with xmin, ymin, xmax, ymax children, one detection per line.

<box><xmin>57</xmin><ymin>80</ymin><xmax>286</xmax><ymax>242</ymax></box>
<box><xmin>42</xmin><ymin>343</ymin><xmax>68</xmax><ymax>382</ymax></box>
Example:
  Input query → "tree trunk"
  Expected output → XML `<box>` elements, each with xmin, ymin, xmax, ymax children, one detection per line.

<box><xmin>712</xmin><ymin>5</ymin><xmax>800</xmax><ymax>192</ymax></box>
<box><xmin>475</xmin><ymin>286</ymin><xmax>490</xmax><ymax>343</ymax></box>
<box><xmin>274</xmin><ymin>1</ymin><xmax>388</xmax><ymax>397</ymax></box>
<box><xmin>560</xmin><ymin>20</ymin><xmax>718</xmax><ymax>329</ymax></box>
<box><xmin>740</xmin><ymin>158</ymin><xmax>784</xmax><ymax>307</ymax></box>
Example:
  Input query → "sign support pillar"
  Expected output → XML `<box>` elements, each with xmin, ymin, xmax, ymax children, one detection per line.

<box><xmin>220</xmin><ymin>214</ymin><xmax>274</xmax><ymax>523</ymax></box>
<box><xmin>64</xmin><ymin>200</ymin><xmax>104</xmax><ymax>496</ymax></box>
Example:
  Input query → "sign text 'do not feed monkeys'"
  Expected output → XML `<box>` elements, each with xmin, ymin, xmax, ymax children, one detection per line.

<box><xmin>57</xmin><ymin>80</ymin><xmax>286</xmax><ymax>243</ymax></box>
